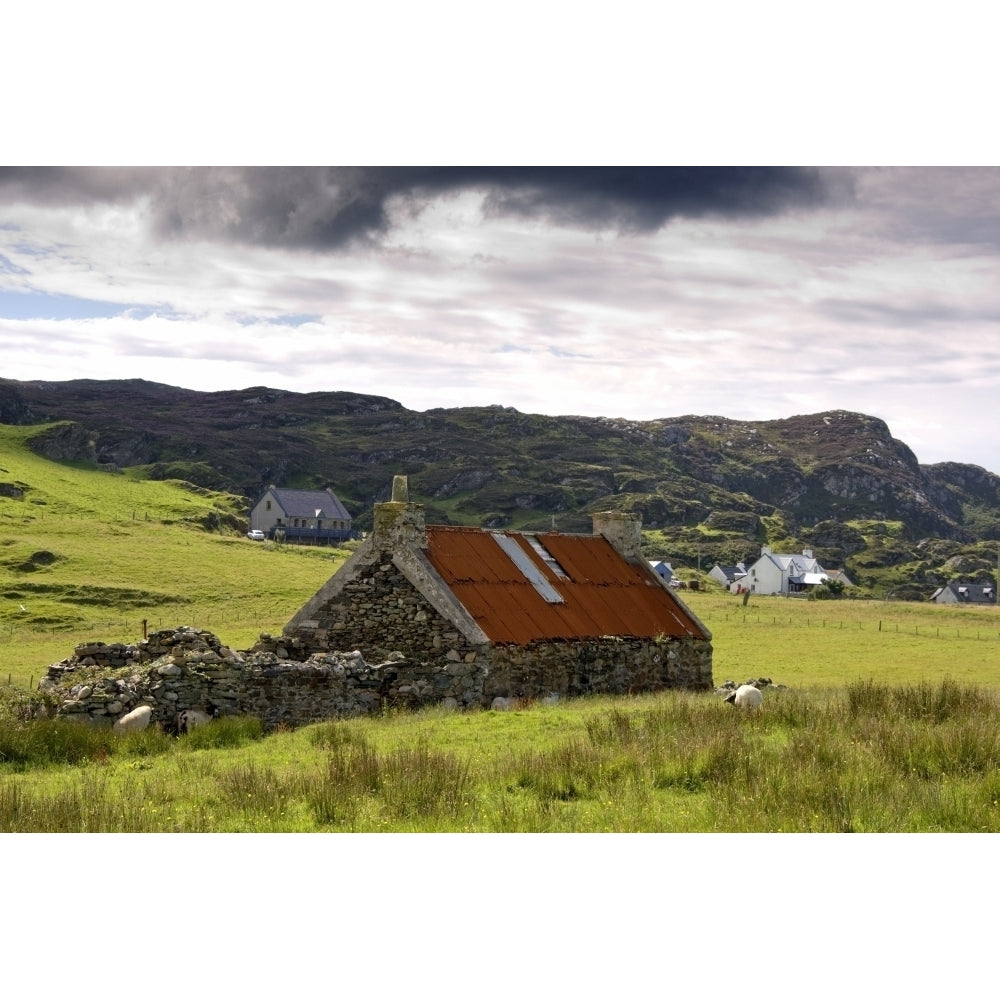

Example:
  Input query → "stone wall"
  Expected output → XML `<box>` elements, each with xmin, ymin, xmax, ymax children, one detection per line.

<box><xmin>42</xmin><ymin>621</ymin><xmax>712</xmax><ymax>732</ymax></box>
<box><xmin>42</xmin><ymin>625</ymin><xmax>491</xmax><ymax>730</ymax></box>
<box><xmin>483</xmin><ymin>636</ymin><xmax>713</xmax><ymax>700</ymax></box>
<box><xmin>281</xmin><ymin>547</ymin><xmax>486</xmax><ymax>664</ymax></box>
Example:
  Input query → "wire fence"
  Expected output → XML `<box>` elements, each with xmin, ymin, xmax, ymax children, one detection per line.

<box><xmin>699</xmin><ymin>609</ymin><xmax>1000</xmax><ymax>642</ymax></box>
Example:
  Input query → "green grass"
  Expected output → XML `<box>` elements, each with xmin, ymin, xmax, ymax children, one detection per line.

<box><xmin>0</xmin><ymin>423</ymin><xmax>347</xmax><ymax>684</ymax></box>
<box><xmin>4</xmin><ymin>681</ymin><xmax>1000</xmax><ymax>831</ymax></box>
<box><xmin>684</xmin><ymin>589</ymin><xmax>1000</xmax><ymax>687</ymax></box>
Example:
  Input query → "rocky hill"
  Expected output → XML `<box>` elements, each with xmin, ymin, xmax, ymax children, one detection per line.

<box><xmin>3</xmin><ymin>377</ymin><xmax>999</xmax><ymax>597</ymax></box>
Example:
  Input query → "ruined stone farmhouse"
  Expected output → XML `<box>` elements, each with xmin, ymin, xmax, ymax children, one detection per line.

<box><xmin>45</xmin><ymin>478</ymin><xmax>712</xmax><ymax>730</ymax></box>
<box><xmin>280</xmin><ymin>476</ymin><xmax>713</xmax><ymax>701</ymax></box>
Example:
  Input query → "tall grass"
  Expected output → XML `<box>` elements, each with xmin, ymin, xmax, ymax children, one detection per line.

<box><xmin>4</xmin><ymin>680</ymin><xmax>1000</xmax><ymax>831</ymax></box>
<box><xmin>0</xmin><ymin>715</ymin><xmax>174</xmax><ymax>769</ymax></box>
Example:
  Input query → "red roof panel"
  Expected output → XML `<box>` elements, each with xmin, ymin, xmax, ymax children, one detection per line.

<box><xmin>423</xmin><ymin>526</ymin><xmax>707</xmax><ymax>645</ymax></box>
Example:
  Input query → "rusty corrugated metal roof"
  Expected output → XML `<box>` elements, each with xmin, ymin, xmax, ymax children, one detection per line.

<box><xmin>423</xmin><ymin>525</ymin><xmax>707</xmax><ymax>645</ymax></box>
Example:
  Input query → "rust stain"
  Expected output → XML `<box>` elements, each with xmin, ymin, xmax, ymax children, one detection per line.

<box><xmin>424</xmin><ymin>525</ymin><xmax>706</xmax><ymax>645</ymax></box>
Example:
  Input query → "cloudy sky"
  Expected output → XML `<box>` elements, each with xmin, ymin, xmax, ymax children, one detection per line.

<box><xmin>2</xmin><ymin>165</ymin><xmax>998</xmax><ymax>473</ymax></box>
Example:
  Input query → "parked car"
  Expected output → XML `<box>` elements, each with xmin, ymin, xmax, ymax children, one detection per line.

<box><xmin>247</xmin><ymin>529</ymin><xmax>266</xmax><ymax>541</ymax></box>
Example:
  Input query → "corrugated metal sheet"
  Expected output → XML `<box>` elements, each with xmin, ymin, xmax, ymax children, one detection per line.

<box><xmin>424</xmin><ymin>526</ymin><xmax>707</xmax><ymax>645</ymax></box>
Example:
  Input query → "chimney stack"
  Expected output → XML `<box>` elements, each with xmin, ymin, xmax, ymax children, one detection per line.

<box><xmin>373</xmin><ymin>475</ymin><xmax>426</xmax><ymax>548</ymax></box>
<box><xmin>592</xmin><ymin>510</ymin><xmax>642</xmax><ymax>559</ymax></box>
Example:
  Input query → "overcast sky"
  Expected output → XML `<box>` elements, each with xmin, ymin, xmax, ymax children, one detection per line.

<box><xmin>2</xmin><ymin>165</ymin><xmax>999</xmax><ymax>472</ymax></box>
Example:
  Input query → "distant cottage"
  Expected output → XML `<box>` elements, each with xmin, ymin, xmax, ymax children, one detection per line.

<box><xmin>648</xmin><ymin>559</ymin><xmax>674</xmax><ymax>583</ymax></box>
<box><xmin>279</xmin><ymin>477</ymin><xmax>713</xmax><ymax>701</ymax></box>
<box><xmin>709</xmin><ymin>562</ymin><xmax>748</xmax><ymax>592</ymax></box>
<box><xmin>249</xmin><ymin>486</ymin><xmax>353</xmax><ymax>543</ymax></box>
<box><xmin>930</xmin><ymin>581</ymin><xmax>996</xmax><ymax>605</ymax></box>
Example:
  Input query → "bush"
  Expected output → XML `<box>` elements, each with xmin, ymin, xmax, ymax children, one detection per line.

<box><xmin>809</xmin><ymin>579</ymin><xmax>846</xmax><ymax>600</ymax></box>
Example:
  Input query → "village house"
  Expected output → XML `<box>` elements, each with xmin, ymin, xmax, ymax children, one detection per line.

<box><xmin>744</xmin><ymin>545</ymin><xmax>830</xmax><ymax>595</ymax></box>
<box><xmin>249</xmin><ymin>486</ymin><xmax>354</xmax><ymax>543</ymax></box>
<box><xmin>708</xmin><ymin>562</ymin><xmax>748</xmax><ymax>592</ymax></box>
<box><xmin>648</xmin><ymin>559</ymin><xmax>674</xmax><ymax>583</ymax></box>
<box><xmin>279</xmin><ymin>477</ymin><xmax>713</xmax><ymax>701</ymax></box>
<box><xmin>930</xmin><ymin>581</ymin><xmax>996</xmax><ymax>605</ymax></box>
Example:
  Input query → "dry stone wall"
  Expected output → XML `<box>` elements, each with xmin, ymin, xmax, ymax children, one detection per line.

<box><xmin>42</xmin><ymin>625</ymin><xmax>491</xmax><ymax>730</ymax></box>
<box><xmin>484</xmin><ymin>636</ymin><xmax>713</xmax><ymax>700</ymax></box>
<box><xmin>42</xmin><ymin>620</ymin><xmax>711</xmax><ymax>732</ymax></box>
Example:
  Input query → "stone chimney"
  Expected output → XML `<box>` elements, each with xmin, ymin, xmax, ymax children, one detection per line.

<box><xmin>372</xmin><ymin>475</ymin><xmax>426</xmax><ymax>548</ymax></box>
<box><xmin>592</xmin><ymin>510</ymin><xmax>642</xmax><ymax>560</ymax></box>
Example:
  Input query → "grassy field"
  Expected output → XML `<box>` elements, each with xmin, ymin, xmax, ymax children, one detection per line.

<box><xmin>685</xmin><ymin>589</ymin><xmax>1000</xmax><ymax>689</ymax></box>
<box><xmin>0</xmin><ymin>422</ymin><xmax>346</xmax><ymax>685</ymax></box>
<box><xmin>4</xmin><ymin>678</ymin><xmax>1000</xmax><ymax>832</ymax></box>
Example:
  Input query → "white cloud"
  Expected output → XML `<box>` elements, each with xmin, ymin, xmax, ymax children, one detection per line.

<box><xmin>2</xmin><ymin>168</ymin><xmax>1000</xmax><ymax>473</ymax></box>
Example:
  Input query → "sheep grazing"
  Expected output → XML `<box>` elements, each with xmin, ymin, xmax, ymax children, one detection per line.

<box><xmin>725</xmin><ymin>684</ymin><xmax>764</xmax><ymax>710</ymax></box>
<box><xmin>177</xmin><ymin>709</ymin><xmax>213</xmax><ymax>734</ymax></box>
<box><xmin>113</xmin><ymin>705</ymin><xmax>153</xmax><ymax>733</ymax></box>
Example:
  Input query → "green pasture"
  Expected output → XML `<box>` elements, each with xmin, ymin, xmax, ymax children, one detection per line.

<box><xmin>4</xmin><ymin>680</ymin><xmax>1000</xmax><ymax>832</ymax></box>
<box><xmin>684</xmin><ymin>590</ymin><xmax>1000</xmax><ymax>689</ymax></box>
<box><xmin>0</xmin><ymin>422</ymin><xmax>345</xmax><ymax>684</ymax></box>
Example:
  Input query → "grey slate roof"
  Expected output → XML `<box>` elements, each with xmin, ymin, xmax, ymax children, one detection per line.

<box><xmin>933</xmin><ymin>582</ymin><xmax>996</xmax><ymax>604</ymax></box>
<box><xmin>269</xmin><ymin>488</ymin><xmax>351</xmax><ymax>521</ymax></box>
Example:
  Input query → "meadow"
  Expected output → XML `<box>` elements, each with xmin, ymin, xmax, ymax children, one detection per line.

<box><xmin>0</xmin><ymin>422</ymin><xmax>345</xmax><ymax>685</ymax></box>
<box><xmin>3</xmin><ymin>423</ymin><xmax>1000</xmax><ymax>832</ymax></box>
<box><xmin>4</xmin><ymin>677</ymin><xmax>1000</xmax><ymax>832</ymax></box>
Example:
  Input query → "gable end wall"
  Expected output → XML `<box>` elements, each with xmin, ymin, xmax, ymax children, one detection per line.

<box><xmin>283</xmin><ymin>546</ymin><xmax>485</xmax><ymax>664</ymax></box>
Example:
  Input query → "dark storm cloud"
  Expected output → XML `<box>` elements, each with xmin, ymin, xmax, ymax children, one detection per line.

<box><xmin>0</xmin><ymin>166</ymin><xmax>837</xmax><ymax>250</ymax></box>
<box><xmin>0</xmin><ymin>166</ymin><xmax>156</xmax><ymax>204</ymax></box>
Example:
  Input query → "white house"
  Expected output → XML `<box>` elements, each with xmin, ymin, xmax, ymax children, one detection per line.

<box><xmin>708</xmin><ymin>562</ymin><xmax>748</xmax><ymax>591</ymax></box>
<box><xmin>249</xmin><ymin>486</ymin><xmax>353</xmax><ymax>543</ymax></box>
<box><xmin>744</xmin><ymin>546</ymin><xmax>829</xmax><ymax>595</ymax></box>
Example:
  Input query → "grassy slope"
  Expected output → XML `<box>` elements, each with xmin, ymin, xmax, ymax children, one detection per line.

<box><xmin>0</xmin><ymin>424</ymin><xmax>345</xmax><ymax>684</ymax></box>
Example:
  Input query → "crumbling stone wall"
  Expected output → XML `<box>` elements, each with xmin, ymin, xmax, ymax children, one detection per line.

<box><xmin>42</xmin><ymin>622</ymin><xmax>711</xmax><ymax>732</ymax></box>
<box><xmin>43</xmin><ymin>626</ymin><xmax>490</xmax><ymax>730</ymax></box>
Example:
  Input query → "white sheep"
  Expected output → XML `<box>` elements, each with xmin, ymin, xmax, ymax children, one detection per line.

<box><xmin>725</xmin><ymin>684</ymin><xmax>763</xmax><ymax>710</ymax></box>
<box><xmin>177</xmin><ymin>709</ymin><xmax>213</xmax><ymax>733</ymax></box>
<box><xmin>113</xmin><ymin>705</ymin><xmax>153</xmax><ymax>733</ymax></box>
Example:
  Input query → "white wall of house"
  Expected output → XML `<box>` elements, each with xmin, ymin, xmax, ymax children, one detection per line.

<box><xmin>746</xmin><ymin>550</ymin><xmax>785</xmax><ymax>594</ymax></box>
<box><xmin>745</xmin><ymin>546</ymin><xmax>826</xmax><ymax>595</ymax></box>
<box><xmin>249</xmin><ymin>489</ymin><xmax>284</xmax><ymax>534</ymax></box>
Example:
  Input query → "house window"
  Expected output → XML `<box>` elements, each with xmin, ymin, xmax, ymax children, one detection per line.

<box><xmin>266</xmin><ymin>500</ymin><xmax>272</xmax><ymax>511</ymax></box>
